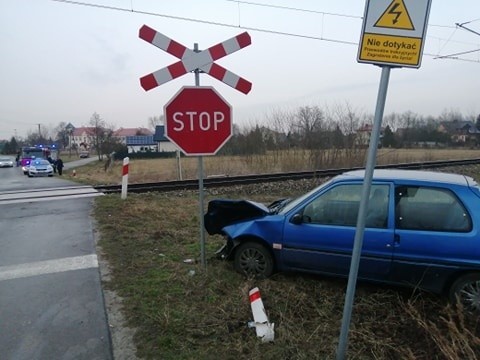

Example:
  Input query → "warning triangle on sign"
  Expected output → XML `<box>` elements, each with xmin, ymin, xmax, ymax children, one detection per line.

<box><xmin>374</xmin><ymin>0</ymin><xmax>415</xmax><ymax>31</ymax></box>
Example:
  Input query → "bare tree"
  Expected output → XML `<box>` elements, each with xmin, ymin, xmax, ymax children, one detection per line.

<box><xmin>25</xmin><ymin>124</ymin><xmax>51</xmax><ymax>145</ymax></box>
<box><xmin>397</xmin><ymin>111</ymin><xmax>422</xmax><ymax>147</ymax></box>
<box><xmin>54</xmin><ymin>121</ymin><xmax>69</xmax><ymax>149</ymax></box>
<box><xmin>330</xmin><ymin>102</ymin><xmax>368</xmax><ymax>167</ymax></box>
<box><xmin>148</xmin><ymin>115</ymin><xmax>164</xmax><ymax>131</ymax></box>
<box><xmin>292</xmin><ymin>106</ymin><xmax>326</xmax><ymax>149</ymax></box>
<box><xmin>438</xmin><ymin>108</ymin><xmax>464</xmax><ymax>122</ymax></box>
<box><xmin>88</xmin><ymin>112</ymin><xmax>109</xmax><ymax>160</ymax></box>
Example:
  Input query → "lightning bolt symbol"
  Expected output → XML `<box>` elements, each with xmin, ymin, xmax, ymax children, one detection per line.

<box><xmin>388</xmin><ymin>3</ymin><xmax>402</xmax><ymax>24</ymax></box>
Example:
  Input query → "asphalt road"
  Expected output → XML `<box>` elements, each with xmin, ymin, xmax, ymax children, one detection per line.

<box><xmin>0</xmin><ymin>157</ymin><xmax>113</xmax><ymax>360</ymax></box>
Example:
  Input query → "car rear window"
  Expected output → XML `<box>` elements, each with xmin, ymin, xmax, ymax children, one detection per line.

<box><xmin>395</xmin><ymin>186</ymin><xmax>472</xmax><ymax>232</ymax></box>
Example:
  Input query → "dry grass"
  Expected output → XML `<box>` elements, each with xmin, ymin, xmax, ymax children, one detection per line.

<box><xmin>70</xmin><ymin>148</ymin><xmax>480</xmax><ymax>186</ymax></box>
<box><xmin>94</xmin><ymin>164</ymin><xmax>480</xmax><ymax>359</ymax></box>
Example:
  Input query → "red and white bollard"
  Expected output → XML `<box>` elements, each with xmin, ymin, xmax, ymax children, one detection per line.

<box><xmin>121</xmin><ymin>157</ymin><xmax>129</xmax><ymax>200</ymax></box>
<box><xmin>248</xmin><ymin>287</ymin><xmax>275</xmax><ymax>342</ymax></box>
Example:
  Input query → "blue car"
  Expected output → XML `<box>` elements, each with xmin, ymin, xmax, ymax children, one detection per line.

<box><xmin>205</xmin><ymin>169</ymin><xmax>480</xmax><ymax>311</ymax></box>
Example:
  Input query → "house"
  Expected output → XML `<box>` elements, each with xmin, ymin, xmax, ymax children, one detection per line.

<box><xmin>438</xmin><ymin>120</ymin><xmax>480</xmax><ymax>145</ymax></box>
<box><xmin>125</xmin><ymin>135</ymin><xmax>158</xmax><ymax>153</ymax></box>
<box><xmin>356</xmin><ymin>123</ymin><xmax>384</xmax><ymax>147</ymax></box>
<box><xmin>113</xmin><ymin>127</ymin><xmax>153</xmax><ymax>145</ymax></box>
<box><xmin>70</xmin><ymin>127</ymin><xmax>96</xmax><ymax>150</ymax></box>
<box><xmin>153</xmin><ymin>125</ymin><xmax>178</xmax><ymax>152</ymax></box>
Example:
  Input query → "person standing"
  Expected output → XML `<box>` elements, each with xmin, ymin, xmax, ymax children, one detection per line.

<box><xmin>56</xmin><ymin>158</ymin><xmax>64</xmax><ymax>176</ymax></box>
<box><xmin>47</xmin><ymin>156</ymin><xmax>57</xmax><ymax>173</ymax></box>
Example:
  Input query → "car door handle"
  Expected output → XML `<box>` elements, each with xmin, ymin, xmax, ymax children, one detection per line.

<box><xmin>387</xmin><ymin>234</ymin><xmax>400</xmax><ymax>248</ymax></box>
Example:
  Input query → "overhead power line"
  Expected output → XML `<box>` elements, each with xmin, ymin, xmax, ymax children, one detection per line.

<box><xmin>51</xmin><ymin>0</ymin><xmax>357</xmax><ymax>45</ymax></box>
<box><xmin>434</xmin><ymin>48</ymin><xmax>480</xmax><ymax>60</ymax></box>
<box><xmin>226</xmin><ymin>0</ymin><xmax>457</xmax><ymax>29</ymax></box>
<box><xmin>225</xmin><ymin>0</ymin><xmax>362</xmax><ymax>19</ymax></box>
<box><xmin>456</xmin><ymin>22</ymin><xmax>480</xmax><ymax>37</ymax></box>
<box><xmin>51</xmin><ymin>0</ymin><xmax>479</xmax><ymax>63</ymax></box>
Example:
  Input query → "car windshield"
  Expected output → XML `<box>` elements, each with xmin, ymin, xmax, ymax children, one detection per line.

<box><xmin>278</xmin><ymin>179</ymin><xmax>334</xmax><ymax>214</ymax></box>
<box><xmin>33</xmin><ymin>160</ymin><xmax>50</xmax><ymax>166</ymax></box>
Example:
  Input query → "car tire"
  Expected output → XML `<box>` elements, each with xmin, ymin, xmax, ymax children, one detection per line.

<box><xmin>449</xmin><ymin>273</ymin><xmax>480</xmax><ymax>312</ymax></box>
<box><xmin>234</xmin><ymin>242</ymin><xmax>274</xmax><ymax>278</ymax></box>
<box><xmin>27</xmin><ymin>173</ymin><xmax>33</xmax><ymax>178</ymax></box>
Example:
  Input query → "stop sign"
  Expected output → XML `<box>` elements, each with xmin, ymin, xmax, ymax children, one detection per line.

<box><xmin>164</xmin><ymin>86</ymin><xmax>232</xmax><ymax>156</ymax></box>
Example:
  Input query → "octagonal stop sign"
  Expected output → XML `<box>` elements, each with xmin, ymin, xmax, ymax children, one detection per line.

<box><xmin>164</xmin><ymin>86</ymin><xmax>232</xmax><ymax>156</ymax></box>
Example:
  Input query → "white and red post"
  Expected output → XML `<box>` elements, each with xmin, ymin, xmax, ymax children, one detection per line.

<box><xmin>249</xmin><ymin>287</ymin><xmax>275</xmax><ymax>342</ymax></box>
<box><xmin>121</xmin><ymin>157</ymin><xmax>129</xmax><ymax>200</ymax></box>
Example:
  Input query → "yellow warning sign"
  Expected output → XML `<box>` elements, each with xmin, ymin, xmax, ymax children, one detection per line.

<box><xmin>375</xmin><ymin>0</ymin><xmax>415</xmax><ymax>31</ymax></box>
<box><xmin>359</xmin><ymin>33</ymin><xmax>421</xmax><ymax>66</ymax></box>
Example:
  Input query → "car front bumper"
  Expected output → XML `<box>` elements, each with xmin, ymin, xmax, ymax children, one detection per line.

<box><xmin>29</xmin><ymin>170</ymin><xmax>53</xmax><ymax>177</ymax></box>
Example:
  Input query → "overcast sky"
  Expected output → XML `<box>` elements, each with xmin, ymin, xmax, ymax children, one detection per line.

<box><xmin>1</xmin><ymin>0</ymin><xmax>479</xmax><ymax>139</ymax></box>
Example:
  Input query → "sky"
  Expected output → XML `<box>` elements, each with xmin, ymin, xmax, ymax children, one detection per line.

<box><xmin>1</xmin><ymin>0</ymin><xmax>479</xmax><ymax>139</ymax></box>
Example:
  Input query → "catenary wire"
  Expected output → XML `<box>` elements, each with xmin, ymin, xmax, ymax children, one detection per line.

<box><xmin>50</xmin><ymin>0</ymin><xmax>479</xmax><ymax>63</ymax></box>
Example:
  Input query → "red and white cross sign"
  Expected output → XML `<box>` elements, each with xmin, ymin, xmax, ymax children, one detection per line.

<box><xmin>139</xmin><ymin>25</ymin><xmax>252</xmax><ymax>94</ymax></box>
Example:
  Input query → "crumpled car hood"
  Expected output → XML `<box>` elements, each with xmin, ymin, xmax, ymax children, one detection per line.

<box><xmin>204</xmin><ymin>199</ymin><xmax>270</xmax><ymax>235</ymax></box>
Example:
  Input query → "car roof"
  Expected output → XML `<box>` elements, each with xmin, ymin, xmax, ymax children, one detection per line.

<box><xmin>337</xmin><ymin>169</ymin><xmax>473</xmax><ymax>187</ymax></box>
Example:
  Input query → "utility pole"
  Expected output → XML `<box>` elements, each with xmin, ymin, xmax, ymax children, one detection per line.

<box><xmin>37</xmin><ymin>123</ymin><xmax>42</xmax><ymax>138</ymax></box>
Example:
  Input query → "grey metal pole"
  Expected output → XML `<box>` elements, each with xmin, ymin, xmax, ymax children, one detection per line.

<box><xmin>336</xmin><ymin>65</ymin><xmax>391</xmax><ymax>360</ymax></box>
<box><xmin>194</xmin><ymin>43</ymin><xmax>207</xmax><ymax>268</ymax></box>
<box><xmin>176</xmin><ymin>150</ymin><xmax>183</xmax><ymax>180</ymax></box>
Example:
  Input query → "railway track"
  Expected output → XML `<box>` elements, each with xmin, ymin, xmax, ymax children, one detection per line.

<box><xmin>94</xmin><ymin>158</ymin><xmax>480</xmax><ymax>194</ymax></box>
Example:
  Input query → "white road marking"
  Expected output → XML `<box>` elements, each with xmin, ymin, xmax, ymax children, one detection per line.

<box><xmin>0</xmin><ymin>192</ymin><xmax>104</xmax><ymax>205</ymax></box>
<box><xmin>0</xmin><ymin>254</ymin><xmax>98</xmax><ymax>282</ymax></box>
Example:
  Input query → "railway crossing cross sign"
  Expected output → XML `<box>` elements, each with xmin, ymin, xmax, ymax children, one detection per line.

<box><xmin>139</xmin><ymin>25</ymin><xmax>252</xmax><ymax>94</ymax></box>
<box><xmin>164</xmin><ymin>86</ymin><xmax>232</xmax><ymax>156</ymax></box>
<box><xmin>358</xmin><ymin>0</ymin><xmax>432</xmax><ymax>68</ymax></box>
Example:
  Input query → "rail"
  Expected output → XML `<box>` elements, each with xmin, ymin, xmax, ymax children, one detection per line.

<box><xmin>93</xmin><ymin>158</ymin><xmax>480</xmax><ymax>194</ymax></box>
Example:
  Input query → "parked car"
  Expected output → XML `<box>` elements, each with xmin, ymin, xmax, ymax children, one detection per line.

<box><xmin>0</xmin><ymin>157</ymin><xmax>14</xmax><ymax>167</ymax></box>
<box><xmin>27</xmin><ymin>159</ymin><xmax>54</xmax><ymax>177</ymax></box>
<box><xmin>205</xmin><ymin>169</ymin><xmax>480</xmax><ymax>311</ymax></box>
<box><xmin>79</xmin><ymin>151</ymin><xmax>90</xmax><ymax>158</ymax></box>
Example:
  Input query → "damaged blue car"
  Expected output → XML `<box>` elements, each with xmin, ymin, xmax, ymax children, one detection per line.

<box><xmin>204</xmin><ymin>169</ymin><xmax>480</xmax><ymax>311</ymax></box>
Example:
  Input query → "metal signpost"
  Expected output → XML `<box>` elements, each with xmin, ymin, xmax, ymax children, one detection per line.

<box><xmin>139</xmin><ymin>25</ymin><xmax>251</xmax><ymax>267</ymax></box>
<box><xmin>336</xmin><ymin>1</ymin><xmax>432</xmax><ymax>358</ymax></box>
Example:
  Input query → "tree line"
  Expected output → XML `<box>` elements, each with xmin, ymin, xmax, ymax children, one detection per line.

<box><xmin>2</xmin><ymin>106</ymin><xmax>479</xmax><ymax>162</ymax></box>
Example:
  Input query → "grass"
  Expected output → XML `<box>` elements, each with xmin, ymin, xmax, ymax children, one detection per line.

<box><xmin>69</xmin><ymin>148</ymin><xmax>480</xmax><ymax>186</ymax></box>
<box><xmin>93</xmin><ymin>162</ymin><xmax>480</xmax><ymax>359</ymax></box>
<box><xmin>84</xmin><ymin>150</ymin><xmax>480</xmax><ymax>358</ymax></box>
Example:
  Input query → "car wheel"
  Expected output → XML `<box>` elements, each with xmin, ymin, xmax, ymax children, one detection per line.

<box><xmin>449</xmin><ymin>273</ymin><xmax>480</xmax><ymax>312</ymax></box>
<box><xmin>28</xmin><ymin>173</ymin><xmax>33</xmax><ymax>178</ymax></box>
<box><xmin>234</xmin><ymin>242</ymin><xmax>274</xmax><ymax>278</ymax></box>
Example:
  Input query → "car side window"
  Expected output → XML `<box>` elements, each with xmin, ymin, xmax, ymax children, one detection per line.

<box><xmin>303</xmin><ymin>184</ymin><xmax>389</xmax><ymax>228</ymax></box>
<box><xmin>395</xmin><ymin>186</ymin><xmax>472</xmax><ymax>232</ymax></box>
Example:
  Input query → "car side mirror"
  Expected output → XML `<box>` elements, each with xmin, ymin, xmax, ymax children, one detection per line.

<box><xmin>290</xmin><ymin>213</ymin><xmax>303</xmax><ymax>225</ymax></box>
